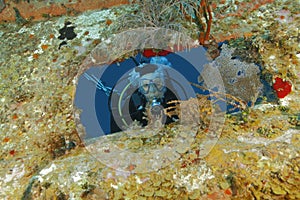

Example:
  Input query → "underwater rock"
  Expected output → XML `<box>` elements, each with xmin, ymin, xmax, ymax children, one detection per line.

<box><xmin>15</xmin><ymin>126</ymin><xmax>299</xmax><ymax>199</ymax></box>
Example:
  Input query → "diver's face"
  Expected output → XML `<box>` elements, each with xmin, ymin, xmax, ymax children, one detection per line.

<box><xmin>139</xmin><ymin>73</ymin><xmax>165</xmax><ymax>101</ymax></box>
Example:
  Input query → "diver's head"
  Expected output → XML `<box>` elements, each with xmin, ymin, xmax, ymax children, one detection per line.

<box><xmin>139</xmin><ymin>71</ymin><xmax>166</xmax><ymax>101</ymax></box>
<box><xmin>129</xmin><ymin>63</ymin><xmax>166</xmax><ymax>101</ymax></box>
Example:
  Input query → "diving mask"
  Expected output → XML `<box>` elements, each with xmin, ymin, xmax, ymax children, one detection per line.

<box><xmin>139</xmin><ymin>77</ymin><xmax>165</xmax><ymax>94</ymax></box>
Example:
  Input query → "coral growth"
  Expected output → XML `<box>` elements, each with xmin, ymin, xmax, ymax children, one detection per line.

<box><xmin>202</xmin><ymin>44</ymin><xmax>263</xmax><ymax>105</ymax></box>
<box><xmin>0</xmin><ymin>0</ymin><xmax>299</xmax><ymax>199</ymax></box>
<box><xmin>165</xmin><ymin>95</ymin><xmax>213</xmax><ymax>129</ymax></box>
<box><xmin>273</xmin><ymin>77</ymin><xmax>292</xmax><ymax>98</ymax></box>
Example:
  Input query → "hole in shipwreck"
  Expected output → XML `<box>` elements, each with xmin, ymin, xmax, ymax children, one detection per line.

<box><xmin>73</xmin><ymin>43</ymin><xmax>227</xmax><ymax>172</ymax></box>
<box><xmin>74</xmin><ymin>48</ymin><xmax>220</xmax><ymax>140</ymax></box>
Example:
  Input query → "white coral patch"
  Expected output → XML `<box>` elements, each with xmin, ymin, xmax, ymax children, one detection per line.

<box><xmin>39</xmin><ymin>163</ymin><xmax>57</xmax><ymax>176</ymax></box>
<box><xmin>4</xmin><ymin>164</ymin><xmax>25</xmax><ymax>183</ymax></box>
<box><xmin>72</xmin><ymin>171</ymin><xmax>84</xmax><ymax>182</ymax></box>
<box><xmin>173</xmin><ymin>161</ymin><xmax>214</xmax><ymax>192</ymax></box>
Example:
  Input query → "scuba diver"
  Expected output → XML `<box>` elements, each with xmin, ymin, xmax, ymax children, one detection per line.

<box><xmin>109</xmin><ymin>62</ymin><xmax>179</xmax><ymax>133</ymax></box>
<box><xmin>84</xmin><ymin>55</ymin><xmax>179</xmax><ymax>134</ymax></box>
